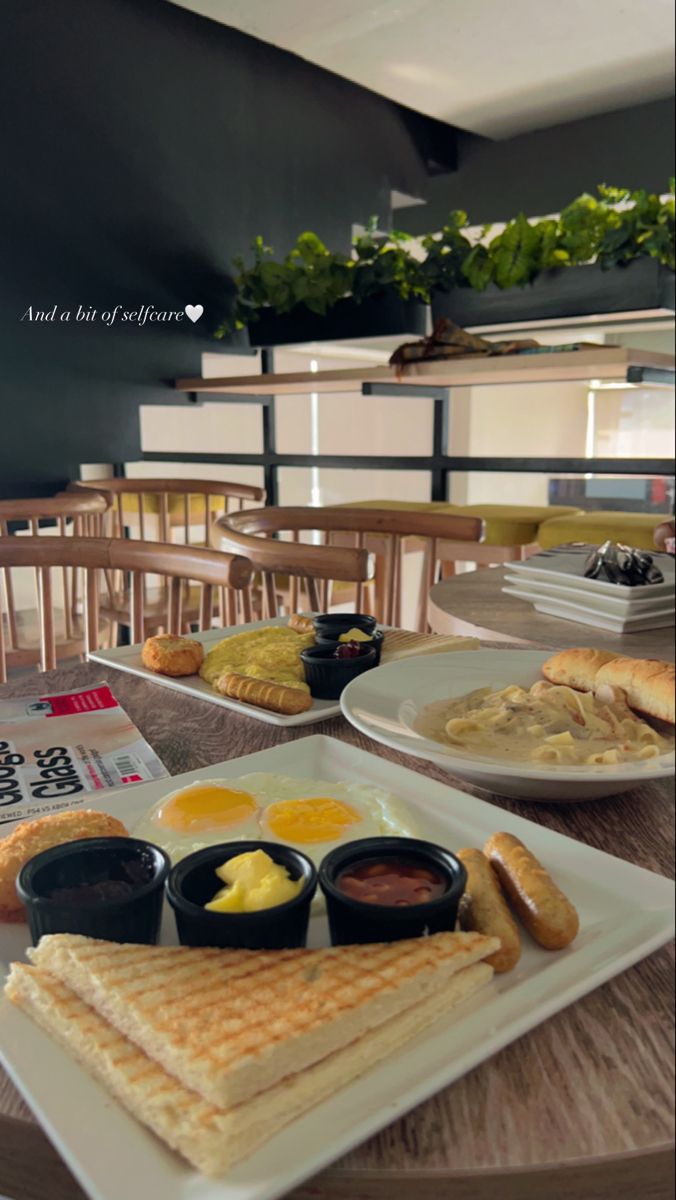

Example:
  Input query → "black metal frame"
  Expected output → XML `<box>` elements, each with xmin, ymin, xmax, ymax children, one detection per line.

<box><xmin>139</xmin><ymin>361</ymin><xmax>675</xmax><ymax>502</ymax></box>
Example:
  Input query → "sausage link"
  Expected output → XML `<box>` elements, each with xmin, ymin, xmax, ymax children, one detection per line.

<box><xmin>484</xmin><ymin>832</ymin><xmax>579</xmax><ymax>950</ymax></box>
<box><xmin>216</xmin><ymin>672</ymin><xmax>313</xmax><ymax>715</ymax></box>
<box><xmin>457</xmin><ymin>848</ymin><xmax>521</xmax><ymax>972</ymax></box>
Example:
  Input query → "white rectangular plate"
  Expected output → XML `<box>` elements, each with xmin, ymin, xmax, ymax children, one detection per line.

<box><xmin>503</xmin><ymin>584</ymin><xmax>675</xmax><ymax>632</ymax></box>
<box><xmin>88</xmin><ymin>616</ymin><xmax>340</xmax><ymax>727</ymax></box>
<box><xmin>509</xmin><ymin>547</ymin><xmax>675</xmax><ymax>600</ymax></box>
<box><xmin>0</xmin><ymin>736</ymin><xmax>673</xmax><ymax>1200</ymax></box>
<box><xmin>504</xmin><ymin>571</ymin><xmax>676</xmax><ymax>616</ymax></box>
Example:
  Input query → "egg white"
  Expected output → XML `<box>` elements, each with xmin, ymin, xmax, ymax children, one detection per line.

<box><xmin>132</xmin><ymin>772</ymin><xmax>418</xmax><ymax>869</ymax></box>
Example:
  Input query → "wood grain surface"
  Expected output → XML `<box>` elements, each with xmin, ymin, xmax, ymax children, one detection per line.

<box><xmin>428</xmin><ymin>568</ymin><xmax>676</xmax><ymax>661</ymax></box>
<box><xmin>0</xmin><ymin>654</ymin><xmax>673</xmax><ymax>1200</ymax></box>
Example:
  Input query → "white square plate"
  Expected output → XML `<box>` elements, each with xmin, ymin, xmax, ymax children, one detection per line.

<box><xmin>508</xmin><ymin>548</ymin><xmax>675</xmax><ymax>602</ymax></box>
<box><xmin>502</xmin><ymin>584</ymin><xmax>675</xmax><ymax>633</ymax></box>
<box><xmin>503</xmin><ymin>571</ymin><xmax>676</xmax><ymax>616</ymax></box>
<box><xmin>88</xmin><ymin>616</ymin><xmax>341</xmax><ymax>727</ymax></box>
<box><xmin>0</xmin><ymin>735</ymin><xmax>673</xmax><ymax>1200</ymax></box>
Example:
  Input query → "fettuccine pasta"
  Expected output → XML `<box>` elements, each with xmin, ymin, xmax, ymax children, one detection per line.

<box><xmin>415</xmin><ymin>681</ymin><xmax>674</xmax><ymax>765</ymax></box>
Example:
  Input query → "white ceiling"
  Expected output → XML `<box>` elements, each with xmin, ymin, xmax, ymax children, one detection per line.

<box><xmin>168</xmin><ymin>0</ymin><xmax>675</xmax><ymax>137</ymax></box>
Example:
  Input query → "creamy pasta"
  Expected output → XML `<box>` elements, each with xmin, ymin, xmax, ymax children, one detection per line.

<box><xmin>414</xmin><ymin>681</ymin><xmax>674</xmax><ymax>766</ymax></box>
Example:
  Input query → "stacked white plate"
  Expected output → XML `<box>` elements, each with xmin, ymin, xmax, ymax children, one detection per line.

<box><xmin>502</xmin><ymin>546</ymin><xmax>675</xmax><ymax>633</ymax></box>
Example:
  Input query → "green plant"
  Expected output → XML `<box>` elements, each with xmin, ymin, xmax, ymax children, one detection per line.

<box><xmin>428</xmin><ymin>181</ymin><xmax>675</xmax><ymax>294</ymax></box>
<box><xmin>217</xmin><ymin>232</ymin><xmax>352</xmax><ymax>335</ymax></box>
<box><xmin>351</xmin><ymin>218</ymin><xmax>428</xmax><ymax>302</ymax></box>
<box><xmin>215</xmin><ymin>220</ymin><xmax>423</xmax><ymax>336</ymax></box>
<box><xmin>216</xmin><ymin>181</ymin><xmax>675</xmax><ymax>335</ymax></box>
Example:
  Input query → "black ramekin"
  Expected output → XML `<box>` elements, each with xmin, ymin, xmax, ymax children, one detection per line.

<box><xmin>17</xmin><ymin>837</ymin><xmax>170</xmax><ymax>947</ymax></box>
<box><xmin>314</xmin><ymin>628</ymin><xmax>384</xmax><ymax>664</ymax></box>
<box><xmin>318</xmin><ymin>836</ymin><xmax>467</xmax><ymax>945</ymax></box>
<box><xmin>166</xmin><ymin>840</ymin><xmax>317</xmax><ymax>949</ymax></box>
<box><xmin>301</xmin><ymin>643</ymin><xmax>377</xmax><ymax>700</ymax></box>
<box><xmin>313</xmin><ymin>613</ymin><xmax>377</xmax><ymax>638</ymax></box>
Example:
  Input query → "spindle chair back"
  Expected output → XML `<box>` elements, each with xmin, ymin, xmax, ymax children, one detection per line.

<box><xmin>212</xmin><ymin>506</ymin><xmax>483</xmax><ymax>629</ymax></box>
<box><xmin>0</xmin><ymin>537</ymin><xmax>252</xmax><ymax>682</ymax></box>
<box><xmin>0</xmin><ymin>493</ymin><xmax>109</xmax><ymax>671</ymax></box>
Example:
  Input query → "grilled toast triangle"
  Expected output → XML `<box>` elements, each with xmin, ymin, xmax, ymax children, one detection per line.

<box><xmin>30</xmin><ymin>931</ymin><xmax>498</xmax><ymax>1109</ymax></box>
<box><xmin>6</xmin><ymin>959</ymin><xmax>493</xmax><ymax>1176</ymax></box>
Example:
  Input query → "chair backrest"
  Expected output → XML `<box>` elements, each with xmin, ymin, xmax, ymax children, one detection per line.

<box><xmin>68</xmin><ymin>477</ymin><xmax>265</xmax><ymax>546</ymax></box>
<box><xmin>212</xmin><ymin>506</ymin><xmax>483</xmax><ymax>626</ymax></box>
<box><xmin>0</xmin><ymin>492</ymin><xmax>110</xmax><ymax>664</ymax></box>
<box><xmin>0</xmin><ymin>537</ymin><xmax>252</xmax><ymax>681</ymax></box>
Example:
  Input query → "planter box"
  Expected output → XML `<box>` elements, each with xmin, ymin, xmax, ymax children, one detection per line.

<box><xmin>248</xmin><ymin>294</ymin><xmax>428</xmax><ymax>347</ymax></box>
<box><xmin>431</xmin><ymin>259</ymin><xmax>675</xmax><ymax>329</ymax></box>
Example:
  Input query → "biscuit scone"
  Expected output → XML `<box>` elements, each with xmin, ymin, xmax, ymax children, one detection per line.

<box><xmin>142</xmin><ymin>634</ymin><xmax>204</xmax><ymax>677</ymax></box>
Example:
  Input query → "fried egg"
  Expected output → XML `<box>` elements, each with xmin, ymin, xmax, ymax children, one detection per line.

<box><xmin>132</xmin><ymin>780</ymin><xmax>261</xmax><ymax>861</ymax></box>
<box><xmin>132</xmin><ymin>772</ymin><xmax>418</xmax><ymax>868</ymax></box>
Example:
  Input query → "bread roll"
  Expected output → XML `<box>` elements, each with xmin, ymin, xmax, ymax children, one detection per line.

<box><xmin>541</xmin><ymin>648</ymin><xmax>620</xmax><ymax>692</ymax></box>
<box><xmin>542</xmin><ymin>647</ymin><xmax>675</xmax><ymax>725</ymax></box>
<box><xmin>595</xmin><ymin>656</ymin><xmax>675</xmax><ymax>725</ymax></box>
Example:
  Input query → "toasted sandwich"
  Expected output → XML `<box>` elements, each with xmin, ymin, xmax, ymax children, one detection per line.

<box><xmin>380</xmin><ymin>629</ymin><xmax>479</xmax><ymax>664</ymax></box>
<box><xmin>7</xmin><ymin>955</ymin><xmax>492</xmax><ymax>1176</ymax></box>
<box><xmin>29</xmin><ymin>931</ymin><xmax>497</xmax><ymax>1109</ymax></box>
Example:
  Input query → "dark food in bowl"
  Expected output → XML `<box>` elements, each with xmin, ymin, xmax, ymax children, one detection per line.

<box><xmin>337</xmin><ymin>858</ymin><xmax>448</xmax><ymax>906</ymax></box>
<box><xmin>44</xmin><ymin>855</ymin><xmax>154</xmax><ymax>905</ymax></box>
<box><xmin>319</xmin><ymin>837</ymin><xmax>467</xmax><ymax>945</ymax></box>
<box><xmin>301</xmin><ymin>643</ymin><xmax>377</xmax><ymax>700</ymax></box>
<box><xmin>316</xmin><ymin>628</ymin><xmax>384</xmax><ymax>664</ymax></box>
<box><xmin>17</xmin><ymin>837</ymin><xmax>169</xmax><ymax>946</ymax></box>
<box><xmin>334</xmin><ymin>640</ymin><xmax>370</xmax><ymax>659</ymax></box>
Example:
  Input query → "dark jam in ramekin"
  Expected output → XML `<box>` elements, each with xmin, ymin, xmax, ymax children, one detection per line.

<box><xmin>45</xmin><ymin>855</ymin><xmax>155</xmax><ymax>905</ymax></box>
<box><xmin>336</xmin><ymin>858</ymin><xmax>448</xmax><ymax>907</ymax></box>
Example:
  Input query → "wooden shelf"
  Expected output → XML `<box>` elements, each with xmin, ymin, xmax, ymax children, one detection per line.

<box><xmin>176</xmin><ymin>346</ymin><xmax>675</xmax><ymax>396</ymax></box>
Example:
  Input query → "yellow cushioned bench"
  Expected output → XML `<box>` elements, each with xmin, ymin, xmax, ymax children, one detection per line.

<box><xmin>538</xmin><ymin>510</ymin><xmax>670</xmax><ymax>552</ymax></box>
<box><xmin>332</xmin><ymin>500</ymin><xmax>582</xmax><ymax>547</ymax></box>
<box><xmin>430</xmin><ymin>504</ymin><xmax>582</xmax><ymax>547</ymax></box>
<box><xmin>120</xmin><ymin>494</ymin><xmax>227</xmax><ymax>522</ymax></box>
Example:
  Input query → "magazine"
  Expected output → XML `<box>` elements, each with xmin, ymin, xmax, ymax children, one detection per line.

<box><xmin>0</xmin><ymin>683</ymin><xmax>168</xmax><ymax>827</ymax></box>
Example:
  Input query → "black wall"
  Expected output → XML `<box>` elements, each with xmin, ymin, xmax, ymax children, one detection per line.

<box><xmin>2</xmin><ymin>0</ymin><xmax>673</xmax><ymax>500</ymax></box>
<box><xmin>401</xmin><ymin>97</ymin><xmax>676</xmax><ymax>230</ymax></box>
<box><xmin>0</xmin><ymin>0</ymin><xmax>435</xmax><ymax>497</ymax></box>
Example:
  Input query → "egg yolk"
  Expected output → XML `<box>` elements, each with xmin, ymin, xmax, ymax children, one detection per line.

<box><xmin>264</xmin><ymin>797</ymin><xmax>362</xmax><ymax>844</ymax></box>
<box><xmin>154</xmin><ymin>785</ymin><xmax>257</xmax><ymax>832</ymax></box>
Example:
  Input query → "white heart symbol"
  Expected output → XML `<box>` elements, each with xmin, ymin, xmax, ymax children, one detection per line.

<box><xmin>184</xmin><ymin>304</ymin><xmax>204</xmax><ymax>323</ymax></box>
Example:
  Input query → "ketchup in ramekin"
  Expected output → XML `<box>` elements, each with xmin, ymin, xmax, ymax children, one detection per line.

<box><xmin>318</xmin><ymin>836</ymin><xmax>467</xmax><ymax>945</ymax></box>
<box><xmin>337</xmin><ymin>858</ymin><xmax>448</xmax><ymax>907</ymax></box>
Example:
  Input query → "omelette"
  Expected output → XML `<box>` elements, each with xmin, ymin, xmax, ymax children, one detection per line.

<box><xmin>199</xmin><ymin>627</ymin><xmax>315</xmax><ymax>693</ymax></box>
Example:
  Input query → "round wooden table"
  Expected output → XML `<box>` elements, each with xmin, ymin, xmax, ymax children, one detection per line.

<box><xmin>0</xmin><ymin>658</ymin><xmax>673</xmax><ymax>1200</ymax></box>
<box><xmin>428</xmin><ymin>567</ymin><xmax>676</xmax><ymax>661</ymax></box>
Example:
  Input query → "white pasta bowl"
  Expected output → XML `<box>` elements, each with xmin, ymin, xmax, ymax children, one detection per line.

<box><xmin>340</xmin><ymin>650</ymin><xmax>675</xmax><ymax>802</ymax></box>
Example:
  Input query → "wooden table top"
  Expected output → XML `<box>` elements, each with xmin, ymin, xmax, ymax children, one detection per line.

<box><xmin>0</xmin><ymin>657</ymin><xmax>673</xmax><ymax>1200</ymax></box>
<box><xmin>428</xmin><ymin>567</ymin><xmax>676</xmax><ymax>661</ymax></box>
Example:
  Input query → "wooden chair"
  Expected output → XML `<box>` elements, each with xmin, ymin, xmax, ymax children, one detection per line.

<box><xmin>0</xmin><ymin>537</ymin><xmax>253</xmax><ymax>682</ymax></box>
<box><xmin>68</xmin><ymin>477</ymin><xmax>265</xmax><ymax>543</ymax></box>
<box><xmin>212</xmin><ymin>507</ymin><xmax>483</xmax><ymax>630</ymax></box>
<box><xmin>0</xmin><ymin>492</ymin><xmax>109</xmax><ymax>672</ymax></box>
<box><xmin>212</xmin><ymin>511</ymin><xmax>372</xmax><ymax>623</ymax></box>
<box><xmin>68</xmin><ymin>477</ymin><xmax>265</xmax><ymax>634</ymax></box>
